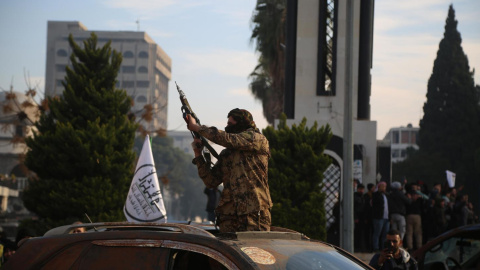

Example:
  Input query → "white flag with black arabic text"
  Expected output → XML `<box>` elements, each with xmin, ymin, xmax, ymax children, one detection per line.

<box><xmin>124</xmin><ymin>135</ymin><xmax>167</xmax><ymax>222</ymax></box>
<box><xmin>446</xmin><ymin>170</ymin><xmax>456</xmax><ymax>188</ymax></box>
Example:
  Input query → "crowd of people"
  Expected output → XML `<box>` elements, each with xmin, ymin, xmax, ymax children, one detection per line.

<box><xmin>354</xmin><ymin>180</ymin><xmax>478</xmax><ymax>253</ymax></box>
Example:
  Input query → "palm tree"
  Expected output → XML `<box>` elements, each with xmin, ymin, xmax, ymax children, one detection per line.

<box><xmin>250</xmin><ymin>0</ymin><xmax>286</xmax><ymax>124</ymax></box>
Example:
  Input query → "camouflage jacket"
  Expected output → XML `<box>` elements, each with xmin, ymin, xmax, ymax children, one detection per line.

<box><xmin>192</xmin><ymin>125</ymin><xmax>272</xmax><ymax>216</ymax></box>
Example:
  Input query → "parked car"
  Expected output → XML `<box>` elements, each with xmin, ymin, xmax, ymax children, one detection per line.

<box><xmin>3</xmin><ymin>221</ymin><xmax>373</xmax><ymax>269</ymax></box>
<box><xmin>412</xmin><ymin>224</ymin><xmax>480</xmax><ymax>270</ymax></box>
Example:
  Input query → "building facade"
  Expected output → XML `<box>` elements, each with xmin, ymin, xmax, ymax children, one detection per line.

<box><xmin>284</xmin><ymin>0</ymin><xmax>376</xmax><ymax>184</ymax></box>
<box><xmin>382</xmin><ymin>123</ymin><xmax>419</xmax><ymax>163</ymax></box>
<box><xmin>0</xmin><ymin>90</ymin><xmax>36</xmax><ymax>177</ymax></box>
<box><xmin>168</xmin><ymin>130</ymin><xmax>224</xmax><ymax>164</ymax></box>
<box><xmin>282</xmin><ymin>0</ymin><xmax>376</xmax><ymax>234</ymax></box>
<box><xmin>0</xmin><ymin>90</ymin><xmax>35</xmax><ymax>217</ymax></box>
<box><xmin>45</xmin><ymin>21</ymin><xmax>172</xmax><ymax>133</ymax></box>
<box><xmin>168</xmin><ymin>130</ymin><xmax>196</xmax><ymax>157</ymax></box>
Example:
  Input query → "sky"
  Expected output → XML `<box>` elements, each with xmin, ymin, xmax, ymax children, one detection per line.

<box><xmin>0</xmin><ymin>0</ymin><xmax>479</xmax><ymax>139</ymax></box>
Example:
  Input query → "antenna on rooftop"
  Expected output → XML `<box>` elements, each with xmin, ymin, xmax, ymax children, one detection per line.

<box><xmin>136</xmin><ymin>19</ymin><xmax>140</xmax><ymax>31</ymax></box>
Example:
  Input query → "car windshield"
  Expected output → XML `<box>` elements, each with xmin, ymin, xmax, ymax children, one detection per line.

<box><xmin>236</xmin><ymin>239</ymin><xmax>369</xmax><ymax>269</ymax></box>
<box><xmin>284</xmin><ymin>250</ymin><xmax>368</xmax><ymax>270</ymax></box>
<box><xmin>424</xmin><ymin>236</ymin><xmax>480</xmax><ymax>267</ymax></box>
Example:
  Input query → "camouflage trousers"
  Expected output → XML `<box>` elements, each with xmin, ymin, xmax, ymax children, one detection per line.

<box><xmin>216</xmin><ymin>209</ymin><xmax>271</xmax><ymax>233</ymax></box>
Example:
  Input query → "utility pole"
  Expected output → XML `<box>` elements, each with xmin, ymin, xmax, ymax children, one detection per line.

<box><xmin>341</xmin><ymin>0</ymin><xmax>354</xmax><ymax>253</ymax></box>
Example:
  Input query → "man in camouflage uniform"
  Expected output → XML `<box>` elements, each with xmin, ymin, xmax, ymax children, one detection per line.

<box><xmin>186</xmin><ymin>108</ymin><xmax>272</xmax><ymax>233</ymax></box>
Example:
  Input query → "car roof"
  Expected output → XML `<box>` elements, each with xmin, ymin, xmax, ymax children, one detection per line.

<box><xmin>412</xmin><ymin>223</ymin><xmax>480</xmax><ymax>261</ymax></box>
<box><xmin>7</xmin><ymin>222</ymin><xmax>372</xmax><ymax>270</ymax></box>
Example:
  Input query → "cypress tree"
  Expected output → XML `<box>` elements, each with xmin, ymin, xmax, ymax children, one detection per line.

<box><xmin>263</xmin><ymin>114</ymin><xmax>332</xmax><ymax>240</ymax></box>
<box><xmin>23</xmin><ymin>33</ymin><xmax>138</xmax><ymax>226</ymax></box>
<box><xmin>419</xmin><ymin>5</ymin><xmax>480</xmax><ymax>190</ymax></box>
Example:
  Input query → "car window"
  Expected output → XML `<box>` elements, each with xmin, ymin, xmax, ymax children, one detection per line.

<box><xmin>42</xmin><ymin>242</ymin><xmax>170</xmax><ymax>269</ymax></box>
<box><xmin>169</xmin><ymin>250</ymin><xmax>227</xmax><ymax>270</ymax></box>
<box><xmin>424</xmin><ymin>237</ymin><xmax>480</xmax><ymax>267</ymax></box>
<box><xmin>285</xmin><ymin>250</ymin><xmax>369</xmax><ymax>270</ymax></box>
<box><xmin>41</xmin><ymin>241</ymin><xmax>91</xmax><ymax>269</ymax></box>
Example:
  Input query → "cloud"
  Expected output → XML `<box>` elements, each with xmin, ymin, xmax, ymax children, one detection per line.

<box><xmin>27</xmin><ymin>76</ymin><xmax>45</xmax><ymax>91</ymax></box>
<box><xmin>372</xmin><ymin>34</ymin><xmax>439</xmax><ymax>89</ymax></box>
<box><xmin>143</xmin><ymin>28</ymin><xmax>174</xmax><ymax>39</ymax></box>
<box><xmin>102</xmin><ymin>0</ymin><xmax>209</xmax><ymax>22</ymax></box>
<box><xmin>371</xmin><ymin>84</ymin><xmax>425</xmax><ymax>138</ymax></box>
<box><xmin>102</xmin><ymin>0</ymin><xmax>255</xmax><ymax>28</ymax></box>
<box><xmin>210</xmin><ymin>4</ymin><xmax>255</xmax><ymax>27</ymax></box>
<box><xmin>181</xmin><ymin>49</ymin><xmax>257</xmax><ymax>77</ymax></box>
<box><xmin>228</xmin><ymin>87</ymin><xmax>253</xmax><ymax>97</ymax></box>
<box><xmin>103</xmin><ymin>20</ymin><xmax>138</xmax><ymax>31</ymax></box>
<box><xmin>103</xmin><ymin>0</ymin><xmax>176</xmax><ymax>14</ymax></box>
<box><xmin>374</xmin><ymin>1</ymin><xmax>448</xmax><ymax>34</ymax></box>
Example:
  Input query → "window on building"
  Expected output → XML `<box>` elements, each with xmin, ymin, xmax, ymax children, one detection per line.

<box><xmin>56</xmin><ymin>65</ymin><xmax>67</xmax><ymax>72</ymax></box>
<box><xmin>411</xmin><ymin>131</ymin><xmax>418</xmax><ymax>144</ymax></box>
<box><xmin>123</xmin><ymin>51</ymin><xmax>134</xmax><ymax>58</ymax></box>
<box><xmin>139</xmin><ymin>51</ymin><xmax>149</xmax><ymax>58</ymax></box>
<box><xmin>392</xmin><ymin>131</ymin><xmax>399</xmax><ymax>144</ymax></box>
<box><xmin>123</xmin><ymin>81</ymin><xmax>134</xmax><ymax>88</ymax></box>
<box><xmin>15</xmin><ymin>125</ymin><xmax>24</xmax><ymax>137</ymax></box>
<box><xmin>122</xmin><ymin>66</ymin><xmax>135</xmax><ymax>73</ymax></box>
<box><xmin>138</xmin><ymin>66</ymin><xmax>148</xmax><ymax>73</ymax></box>
<box><xmin>401</xmin><ymin>131</ymin><xmax>409</xmax><ymax>143</ymax></box>
<box><xmin>401</xmin><ymin>150</ymin><xmax>407</xmax><ymax>158</ymax></box>
<box><xmin>136</xmin><ymin>95</ymin><xmax>147</xmax><ymax>103</ymax></box>
<box><xmin>137</xmin><ymin>81</ymin><xmax>150</xmax><ymax>88</ymax></box>
<box><xmin>56</xmin><ymin>80</ymin><xmax>64</xmax><ymax>87</ymax></box>
<box><xmin>57</xmin><ymin>49</ymin><xmax>68</xmax><ymax>57</ymax></box>
<box><xmin>317</xmin><ymin>0</ymin><xmax>337</xmax><ymax>96</ymax></box>
<box><xmin>392</xmin><ymin>149</ymin><xmax>400</xmax><ymax>158</ymax></box>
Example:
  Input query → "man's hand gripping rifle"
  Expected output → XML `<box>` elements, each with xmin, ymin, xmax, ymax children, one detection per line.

<box><xmin>176</xmin><ymin>82</ymin><xmax>219</xmax><ymax>165</ymax></box>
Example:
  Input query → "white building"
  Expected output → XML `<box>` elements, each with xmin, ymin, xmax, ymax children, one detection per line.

<box><xmin>281</xmin><ymin>1</ymin><xmax>376</xmax><ymax>235</ymax></box>
<box><xmin>283</xmin><ymin>0</ymin><xmax>376</xmax><ymax>186</ymax></box>
<box><xmin>168</xmin><ymin>130</ymin><xmax>195</xmax><ymax>157</ymax></box>
<box><xmin>382</xmin><ymin>124</ymin><xmax>419</xmax><ymax>163</ymax></box>
<box><xmin>168</xmin><ymin>130</ymin><xmax>224</xmax><ymax>162</ymax></box>
<box><xmin>45</xmin><ymin>21</ymin><xmax>172</xmax><ymax>133</ymax></box>
<box><xmin>0</xmin><ymin>90</ymin><xmax>36</xmax><ymax>176</ymax></box>
<box><xmin>0</xmin><ymin>90</ymin><xmax>35</xmax><ymax>213</ymax></box>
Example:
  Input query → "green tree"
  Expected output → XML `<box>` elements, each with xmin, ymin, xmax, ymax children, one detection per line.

<box><xmin>250</xmin><ymin>0</ymin><xmax>286</xmax><ymax>124</ymax></box>
<box><xmin>22</xmin><ymin>33</ymin><xmax>138</xmax><ymax>227</ymax></box>
<box><xmin>418</xmin><ymin>5</ymin><xmax>480</xmax><ymax>192</ymax></box>
<box><xmin>392</xmin><ymin>148</ymin><xmax>448</xmax><ymax>184</ymax></box>
<box><xmin>263</xmin><ymin>114</ymin><xmax>332</xmax><ymax>240</ymax></box>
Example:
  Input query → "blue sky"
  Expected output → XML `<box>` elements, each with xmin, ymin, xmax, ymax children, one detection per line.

<box><xmin>1</xmin><ymin>0</ymin><xmax>479</xmax><ymax>138</ymax></box>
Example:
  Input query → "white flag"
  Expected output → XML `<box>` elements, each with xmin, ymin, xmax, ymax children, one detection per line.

<box><xmin>124</xmin><ymin>135</ymin><xmax>167</xmax><ymax>223</ymax></box>
<box><xmin>446</xmin><ymin>170</ymin><xmax>456</xmax><ymax>188</ymax></box>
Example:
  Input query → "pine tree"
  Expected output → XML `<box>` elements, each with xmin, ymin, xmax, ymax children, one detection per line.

<box><xmin>263</xmin><ymin>114</ymin><xmax>332</xmax><ymax>240</ymax></box>
<box><xmin>23</xmin><ymin>33</ymin><xmax>138</xmax><ymax>226</ymax></box>
<box><xmin>418</xmin><ymin>5</ymin><xmax>480</xmax><ymax>189</ymax></box>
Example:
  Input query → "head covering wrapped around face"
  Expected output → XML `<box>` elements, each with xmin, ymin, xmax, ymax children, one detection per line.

<box><xmin>225</xmin><ymin>108</ymin><xmax>259</xmax><ymax>133</ymax></box>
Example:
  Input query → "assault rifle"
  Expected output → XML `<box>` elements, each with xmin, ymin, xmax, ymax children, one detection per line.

<box><xmin>176</xmin><ymin>82</ymin><xmax>219</xmax><ymax>165</ymax></box>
